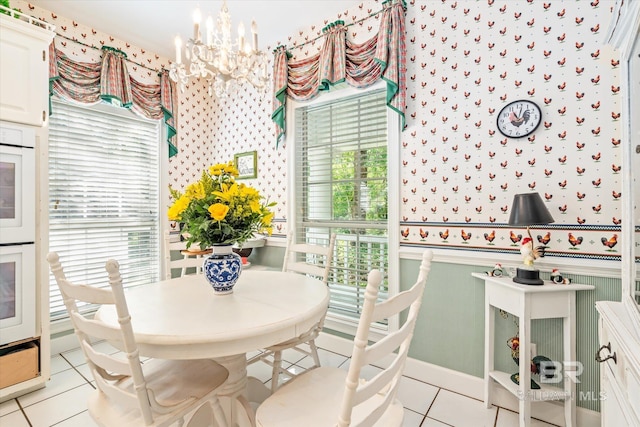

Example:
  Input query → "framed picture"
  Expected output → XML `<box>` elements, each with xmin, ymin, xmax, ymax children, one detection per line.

<box><xmin>234</xmin><ymin>150</ymin><xmax>257</xmax><ymax>179</ymax></box>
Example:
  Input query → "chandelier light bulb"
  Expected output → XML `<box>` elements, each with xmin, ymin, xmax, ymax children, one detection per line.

<box><xmin>193</xmin><ymin>8</ymin><xmax>202</xmax><ymax>41</ymax></box>
<box><xmin>238</xmin><ymin>22</ymin><xmax>245</xmax><ymax>54</ymax></box>
<box><xmin>251</xmin><ymin>20</ymin><xmax>258</xmax><ymax>51</ymax></box>
<box><xmin>174</xmin><ymin>35</ymin><xmax>182</xmax><ymax>64</ymax></box>
<box><xmin>206</xmin><ymin>15</ymin><xmax>214</xmax><ymax>46</ymax></box>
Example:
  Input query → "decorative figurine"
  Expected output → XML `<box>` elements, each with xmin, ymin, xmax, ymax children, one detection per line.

<box><xmin>507</xmin><ymin>334</ymin><xmax>553</xmax><ymax>389</ymax></box>
<box><xmin>551</xmin><ymin>268</ymin><xmax>572</xmax><ymax>284</ymax></box>
<box><xmin>520</xmin><ymin>237</ymin><xmax>546</xmax><ymax>267</ymax></box>
<box><xmin>486</xmin><ymin>263</ymin><xmax>505</xmax><ymax>277</ymax></box>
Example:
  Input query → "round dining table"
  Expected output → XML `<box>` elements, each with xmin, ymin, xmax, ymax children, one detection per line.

<box><xmin>95</xmin><ymin>269</ymin><xmax>329</xmax><ymax>427</ymax></box>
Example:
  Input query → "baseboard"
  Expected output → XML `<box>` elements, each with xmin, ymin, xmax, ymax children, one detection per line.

<box><xmin>50</xmin><ymin>331</ymin><xmax>79</xmax><ymax>355</ymax></box>
<box><xmin>318</xmin><ymin>332</ymin><xmax>601</xmax><ymax>427</ymax></box>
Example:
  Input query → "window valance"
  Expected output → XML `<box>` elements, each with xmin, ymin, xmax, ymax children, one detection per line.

<box><xmin>48</xmin><ymin>42</ymin><xmax>179</xmax><ymax>157</ymax></box>
<box><xmin>271</xmin><ymin>0</ymin><xmax>407</xmax><ymax>145</ymax></box>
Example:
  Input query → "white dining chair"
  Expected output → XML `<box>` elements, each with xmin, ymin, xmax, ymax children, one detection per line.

<box><xmin>163</xmin><ymin>230</ymin><xmax>211</xmax><ymax>279</ymax></box>
<box><xmin>255</xmin><ymin>249</ymin><xmax>434</xmax><ymax>427</ymax></box>
<box><xmin>249</xmin><ymin>233</ymin><xmax>336</xmax><ymax>392</ymax></box>
<box><xmin>47</xmin><ymin>252</ymin><xmax>229</xmax><ymax>427</ymax></box>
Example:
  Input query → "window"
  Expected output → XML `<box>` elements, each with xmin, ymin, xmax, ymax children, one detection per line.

<box><xmin>293</xmin><ymin>88</ymin><xmax>397</xmax><ymax>332</ymax></box>
<box><xmin>48</xmin><ymin>100</ymin><xmax>161</xmax><ymax>320</ymax></box>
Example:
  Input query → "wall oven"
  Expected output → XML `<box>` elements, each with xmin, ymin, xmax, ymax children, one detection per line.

<box><xmin>0</xmin><ymin>121</ymin><xmax>36</xmax><ymax>346</ymax></box>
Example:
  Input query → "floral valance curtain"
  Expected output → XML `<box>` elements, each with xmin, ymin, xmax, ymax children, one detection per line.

<box><xmin>272</xmin><ymin>0</ymin><xmax>407</xmax><ymax>144</ymax></box>
<box><xmin>48</xmin><ymin>42</ymin><xmax>179</xmax><ymax>158</ymax></box>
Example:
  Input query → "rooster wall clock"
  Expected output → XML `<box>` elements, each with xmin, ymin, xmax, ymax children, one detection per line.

<box><xmin>497</xmin><ymin>100</ymin><xmax>541</xmax><ymax>138</ymax></box>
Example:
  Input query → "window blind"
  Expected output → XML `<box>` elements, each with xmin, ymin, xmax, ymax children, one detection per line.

<box><xmin>48</xmin><ymin>100</ymin><xmax>161</xmax><ymax>320</ymax></box>
<box><xmin>294</xmin><ymin>89</ymin><xmax>389</xmax><ymax>325</ymax></box>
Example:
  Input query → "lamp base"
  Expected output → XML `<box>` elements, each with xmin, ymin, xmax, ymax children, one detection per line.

<box><xmin>512</xmin><ymin>268</ymin><xmax>544</xmax><ymax>286</ymax></box>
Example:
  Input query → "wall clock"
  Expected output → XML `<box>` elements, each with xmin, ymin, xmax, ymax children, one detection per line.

<box><xmin>497</xmin><ymin>100</ymin><xmax>541</xmax><ymax>138</ymax></box>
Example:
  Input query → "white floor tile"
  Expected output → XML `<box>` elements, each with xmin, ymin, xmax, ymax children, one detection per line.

<box><xmin>495</xmin><ymin>407</ymin><xmax>558</xmax><ymax>427</ymax></box>
<box><xmin>247</xmin><ymin>358</ymin><xmax>277</xmax><ymax>383</ymax></box>
<box><xmin>22</xmin><ymin>384</ymin><xmax>94</xmax><ymax>427</ymax></box>
<box><xmin>0</xmin><ymin>398</ymin><xmax>20</xmax><ymax>416</ymax></box>
<box><xmin>0</xmin><ymin>408</ymin><xmax>30</xmax><ymax>426</ymax></box>
<box><xmin>280</xmin><ymin>347</ymin><xmax>307</xmax><ymax>365</ymax></box>
<box><xmin>427</xmin><ymin>389</ymin><xmax>497</xmax><ymax>427</ymax></box>
<box><xmin>50</xmin><ymin>354</ymin><xmax>73</xmax><ymax>375</ymax></box>
<box><xmin>59</xmin><ymin>347</ymin><xmax>86</xmax><ymax>367</ymax></box>
<box><xmin>397</xmin><ymin>376</ymin><xmax>439</xmax><ymax>415</ymax></box>
<box><xmin>402</xmin><ymin>409</ymin><xmax>425</xmax><ymax>426</ymax></box>
<box><xmin>52</xmin><ymin>409</ymin><xmax>99</xmax><ymax>427</ymax></box>
<box><xmin>17</xmin><ymin>368</ymin><xmax>88</xmax><ymax>407</ymax></box>
<box><xmin>421</xmin><ymin>417</ymin><xmax>452</xmax><ymax>426</ymax></box>
<box><xmin>296</xmin><ymin>348</ymin><xmax>348</xmax><ymax>369</ymax></box>
<box><xmin>73</xmin><ymin>362</ymin><xmax>93</xmax><ymax>381</ymax></box>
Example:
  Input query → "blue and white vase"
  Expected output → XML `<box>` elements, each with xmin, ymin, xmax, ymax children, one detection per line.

<box><xmin>203</xmin><ymin>244</ymin><xmax>242</xmax><ymax>294</ymax></box>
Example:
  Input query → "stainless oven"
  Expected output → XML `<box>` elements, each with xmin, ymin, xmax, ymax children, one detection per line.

<box><xmin>0</xmin><ymin>121</ymin><xmax>36</xmax><ymax>346</ymax></box>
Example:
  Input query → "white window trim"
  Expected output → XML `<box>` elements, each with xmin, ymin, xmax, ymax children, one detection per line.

<box><xmin>284</xmin><ymin>81</ymin><xmax>401</xmax><ymax>339</ymax></box>
<box><xmin>48</xmin><ymin>100</ymin><xmax>168</xmax><ymax>335</ymax></box>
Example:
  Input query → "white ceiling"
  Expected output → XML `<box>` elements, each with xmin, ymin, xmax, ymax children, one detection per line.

<box><xmin>33</xmin><ymin>0</ymin><xmax>355</xmax><ymax>60</ymax></box>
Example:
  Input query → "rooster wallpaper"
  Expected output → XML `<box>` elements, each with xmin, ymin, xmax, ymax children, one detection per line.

<box><xmin>19</xmin><ymin>0</ymin><xmax>624</xmax><ymax>262</ymax></box>
<box><xmin>34</xmin><ymin>0</ymin><xmax>620</xmax><ymax>262</ymax></box>
<box><xmin>210</xmin><ymin>0</ymin><xmax>623</xmax><ymax>263</ymax></box>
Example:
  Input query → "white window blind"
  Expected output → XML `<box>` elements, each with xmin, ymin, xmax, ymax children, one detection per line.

<box><xmin>294</xmin><ymin>89</ymin><xmax>389</xmax><ymax>325</ymax></box>
<box><xmin>48</xmin><ymin>99</ymin><xmax>161</xmax><ymax>320</ymax></box>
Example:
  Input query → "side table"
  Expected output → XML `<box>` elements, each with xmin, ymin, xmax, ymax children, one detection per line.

<box><xmin>472</xmin><ymin>272</ymin><xmax>594</xmax><ymax>427</ymax></box>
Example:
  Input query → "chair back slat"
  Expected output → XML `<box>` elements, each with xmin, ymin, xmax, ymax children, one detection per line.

<box><xmin>163</xmin><ymin>230</ymin><xmax>207</xmax><ymax>280</ymax></box>
<box><xmin>283</xmin><ymin>233</ymin><xmax>336</xmax><ymax>284</ymax></box>
<box><xmin>354</xmin><ymin>382</ymin><xmax>398</xmax><ymax>425</ymax></box>
<box><xmin>352</xmin><ymin>354</ymin><xmax>404</xmax><ymax>406</ymax></box>
<box><xmin>80</xmin><ymin>340</ymin><xmax>131</xmax><ymax>377</ymax></box>
<box><xmin>337</xmin><ymin>250</ymin><xmax>433</xmax><ymax>427</ymax></box>
<box><xmin>285</xmin><ymin>261</ymin><xmax>326</xmax><ymax>277</ymax></box>
<box><xmin>71</xmin><ymin>312</ymin><xmax>123</xmax><ymax>343</ymax></box>
<box><xmin>362</xmin><ymin>316</ymin><xmax>417</xmax><ymax>367</ymax></box>
<box><xmin>167</xmin><ymin>256</ymin><xmax>206</xmax><ymax>272</ymax></box>
<box><xmin>59</xmin><ymin>282</ymin><xmax>116</xmax><ymax>305</ymax></box>
<box><xmin>93</xmin><ymin>373</ymin><xmax>141</xmax><ymax>411</ymax></box>
<box><xmin>288</xmin><ymin>242</ymin><xmax>330</xmax><ymax>256</ymax></box>
<box><xmin>369</xmin><ymin>283</ymin><xmax>423</xmax><ymax>323</ymax></box>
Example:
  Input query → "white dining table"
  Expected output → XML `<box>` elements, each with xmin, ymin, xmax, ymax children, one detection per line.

<box><xmin>95</xmin><ymin>270</ymin><xmax>329</xmax><ymax>427</ymax></box>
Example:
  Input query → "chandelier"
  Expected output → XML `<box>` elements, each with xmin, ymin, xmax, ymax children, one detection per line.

<box><xmin>169</xmin><ymin>1</ymin><xmax>269</xmax><ymax>98</ymax></box>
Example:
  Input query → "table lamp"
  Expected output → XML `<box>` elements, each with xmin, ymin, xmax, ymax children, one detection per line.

<box><xmin>508</xmin><ymin>192</ymin><xmax>555</xmax><ymax>285</ymax></box>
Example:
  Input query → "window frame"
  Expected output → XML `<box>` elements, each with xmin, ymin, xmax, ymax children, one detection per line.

<box><xmin>48</xmin><ymin>98</ymin><xmax>167</xmax><ymax>330</ymax></box>
<box><xmin>285</xmin><ymin>81</ymin><xmax>401</xmax><ymax>338</ymax></box>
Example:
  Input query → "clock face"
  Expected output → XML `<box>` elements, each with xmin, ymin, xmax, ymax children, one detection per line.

<box><xmin>497</xmin><ymin>100</ymin><xmax>541</xmax><ymax>138</ymax></box>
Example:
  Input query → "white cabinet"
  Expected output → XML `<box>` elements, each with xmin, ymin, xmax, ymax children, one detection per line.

<box><xmin>0</xmin><ymin>8</ymin><xmax>54</xmax><ymax>401</ymax></box>
<box><xmin>0</xmin><ymin>12</ymin><xmax>54</xmax><ymax>127</ymax></box>
<box><xmin>597</xmin><ymin>304</ymin><xmax>640</xmax><ymax>427</ymax></box>
<box><xmin>597</xmin><ymin>2</ymin><xmax>640</xmax><ymax>426</ymax></box>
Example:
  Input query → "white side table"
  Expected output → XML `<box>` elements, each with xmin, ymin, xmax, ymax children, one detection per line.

<box><xmin>472</xmin><ymin>272</ymin><xmax>594</xmax><ymax>427</ymax></box>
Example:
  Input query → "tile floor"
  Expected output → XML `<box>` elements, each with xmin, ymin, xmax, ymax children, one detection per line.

<box><xmin>0</xmin><ymin>343</ymin><xmax>559</xmax><ymax>427</ymax></box>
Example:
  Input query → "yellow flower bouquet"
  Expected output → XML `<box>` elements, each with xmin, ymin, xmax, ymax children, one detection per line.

<box><xmin>168</xmin><ymin>162</ymin><xmax>275</xmax><ymax>249</ymax></box>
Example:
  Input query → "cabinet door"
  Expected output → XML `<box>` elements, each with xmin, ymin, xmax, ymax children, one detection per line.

<box><xmin>601</xmin><ymin>364</ymin><xmax>633</xmax><ymax>427</ymax></box>
<box><xmin>0</xmin><ymin>18</ymin><xmax>50</xmax><ymax>127</ymax></box>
